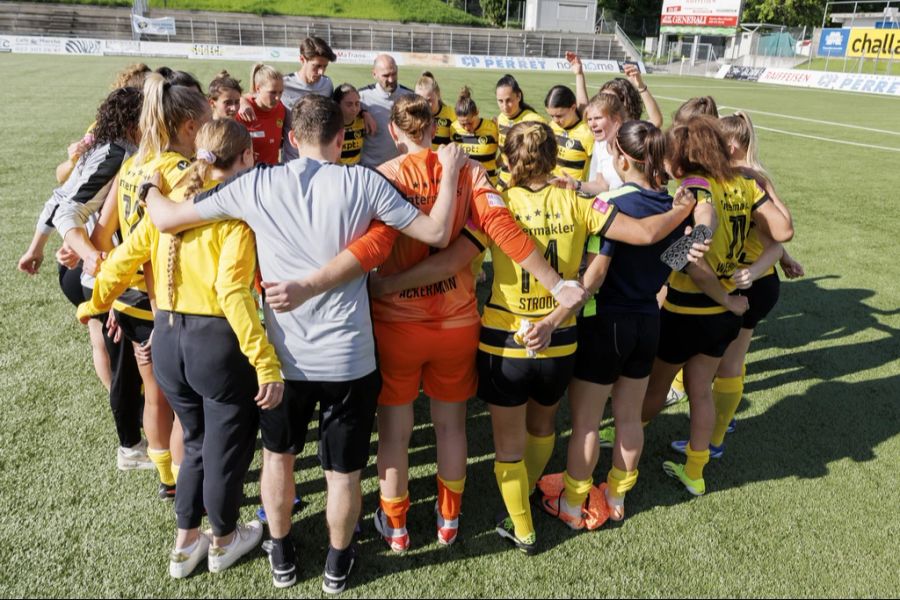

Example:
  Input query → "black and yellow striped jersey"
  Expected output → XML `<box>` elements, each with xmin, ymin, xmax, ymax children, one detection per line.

<box><xmin>664</xmin><ymin>174</ymin><xmax>769</xmax><ymax>315</ymax></box>
<box><xmin>451</xmin><ymin>118</ymin><xmax>499</xmax><ymax>185</ymax></box>
<box><xmin>341</xmin><ymin>116</ymin><xmax>366</xmax><ymax>165</ymax></box>
<box><xmin>479</xmin><ymin>184</ymin><xmax>619</xmax><ymax>359</ymax></box>
<box><xmin>497</xmin><ymin>108</ymin><xmax>546</xmax><ymax>190</ymax></box>
<box><xmin>113</xmin><ymin>152</ymin><xmax>191</xmax><ymax>319</ymax></box>
<box><xmin>550</xmin><ymin>119</ymin><xmax>595</xmax><ymax>182</ymax></box>
<box><xmin>432</xmin><ymin>101</ymin><xmax>455</xmax><ymax>149</ymax></box>
<box><xmin>79</xmin><ymin>180</ymin><xmax>283</xmax><ymax>384</ymax></box>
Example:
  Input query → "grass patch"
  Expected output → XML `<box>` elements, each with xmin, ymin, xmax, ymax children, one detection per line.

<box><xmin>22</xmin><ymin>0</ymin><xmax>487</xmax><ymax>26</ymax></box>
<box><xmin>1</xmin><ymin>54</ymin><xmax>899</xmax><ymax>597</ymax></box>
<box><xmin>798</xmin><ymin>56</ymin><xmax>900</xmax><ymax>75</ymax></box>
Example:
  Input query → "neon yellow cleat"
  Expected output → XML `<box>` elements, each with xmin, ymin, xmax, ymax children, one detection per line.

<box><xmin>662</xmin><ymin>461</ymin><xmax>706</xmax><ymax>496</ymax></box>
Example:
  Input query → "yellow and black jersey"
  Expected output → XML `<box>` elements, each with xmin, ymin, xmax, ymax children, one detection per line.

<box><xmin>479</xmin><ymin>185</ymin><xmax>619</xmax><ymax>359</ymax></box>
<box><xmin>550</xmin><ymin>119</ymin><xmax>595</xmax><ymax>182</ymax></box>
<box><xmin>78</xmin><ymin>181</ymin><xmax>282</xmax><ymax>384</ymax></box>
<box><xmin>113</xmin><ymin>151</ymin><xmax>191</xmax><ymax>319</ymax></box>
<box><xmin>739</xmin><ymin>226</ymin><xmax>775</xmax><ymax>276</ymax></box>
<box><xmin>341</xmin><ymin>116</ymin><xmax>366</xmax><ymax>165</ymax></box>
<box><xmin>432</xmin><ymin>101</ymin><xmax>455</xmax><ymax>149</ymax></box>
<box><xmin>496</xmin><ymin>108</ymin><xmax>546</xmax><ymax>190</ymax></box>
<box><xmin>665</xmin><ymin>174</ymin><xmax>770</xmax><ymax>315</ymax></box>
<box><xmin>451</xmin><ymin>118</ymin><xmax>500</xmax><ymax>185</ymax></box>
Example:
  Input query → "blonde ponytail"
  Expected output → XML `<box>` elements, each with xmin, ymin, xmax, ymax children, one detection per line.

<box><xmin>137</xmin><ymin>73</ymin><xmax>209</xmax><ymax>166</ymax></box>
<box><xmin>166</xmin><ymin>119</ymin><xmax>251</xmax><ymax>318</ymax></box>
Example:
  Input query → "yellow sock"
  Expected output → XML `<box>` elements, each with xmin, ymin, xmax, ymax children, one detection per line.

<box><xmin>562</xmin><ymin>471</ymin><xmax>593</xmax><ymax>508</ymax></box>
<box><xmin>711</xmin><ymin>376</ymin><xmax>743</xmax><ymax>446</ymax></box>
<box><xmin>671</xmin><ymin>369</ymin><xmax>685</xmax><ymax>395</ymax></box>
<box><xmin>171</xmin><ymin>463</ymin><xmax>180</xmax><ymax>483</ymax></box>
<box><xmin>684</xmin><ymin>444</ymin><xmax>710</xmax><ymax>481</ymax></box>
<box><xmin>147</xmin><ymin>448</ymin><xmax>175</xmax><ymax>486</ymax></box>
<box><xmin>607</xmin><ymin>466</ymin><xmax>639</xmax><ymax>499</ymax></box>
<box><xmin>524</xmin><ymin>432</ymin><xmax>555</xmax><ymax>490</ymax></box>
<box><xmin>493</xmin><ymin>460</ymin><xmax>533</xmax><ymax>540</ymax></box>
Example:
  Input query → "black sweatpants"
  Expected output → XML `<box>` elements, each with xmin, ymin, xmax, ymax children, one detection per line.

<box><xmin>102</xmin><ymin>320</ymin><xmax>144</xmax><ymax>448</ymax></box>
<box><xmin>152</xmin><ymin>310</ymin><xmax>260</xmax><ymax>536</ymax></box>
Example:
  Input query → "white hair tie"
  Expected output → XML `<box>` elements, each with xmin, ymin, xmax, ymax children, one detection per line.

<box><xmin>197</xmin><ymin>148</ymin><xmax>216</xmax><ymax>163</ymax></box>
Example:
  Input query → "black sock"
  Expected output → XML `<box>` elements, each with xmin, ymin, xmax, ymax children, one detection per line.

<box><xmin>268</xmin><ymin>535</ymin><xmax>296</xmax><ymax>566</ymax></box>
<box><xmin>326</xmin><ymin>544</ymin><xmax>354</xmax><ymax>573</ymax></box>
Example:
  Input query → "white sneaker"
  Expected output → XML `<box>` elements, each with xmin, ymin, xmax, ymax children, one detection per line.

<box><xmin>169</xmin><ymin>533</ymin><xmax>210</xmax><ymax>579</ymax></box>
<box><xmin>208</xmin><ymin>521</ymin><xmax>263</xmax><ymax>574</ymax></box>
<box><xmin>117</xmin><ymin>439</ymin><xmax>154</xmax><ymax>471</ymax></box>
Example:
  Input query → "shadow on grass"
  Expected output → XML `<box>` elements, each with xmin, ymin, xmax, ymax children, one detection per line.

<box><xmin>238</xmin><ymin>274</ymin><xmax>899</xmax><ymax>584</ymax></box>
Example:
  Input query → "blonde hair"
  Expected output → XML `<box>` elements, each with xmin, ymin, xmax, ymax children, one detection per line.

<box><xmin>586</xmin><ymin>92</ymin><xmax>627</xmax><ymax>123</ymax></box>
<box><xmin>390</xmin><ymin>94</ymin><xmax>433</xmax><ymax>145</ymax></box>
<box><xmin>415</xmin><ymin>71</ymin><xmax>441</xmax><ymax>97</ymax></box>
<box><xmin>455</xmin><ymin>86</ymin><xmax>477</xmax><ymax>117</ymax></box>
<box><xmin>719</xmin><ymin>111</ymin><xmax>770</xmax><ymax>183</ymax></box>
<box><xmin>504</xmin><ymin>121</ymin><xmax>556</xmax><ymax>187</ymax></box>
<box><xmin>250</xmin><ymin>63</ymin><xmax>282</xmax><ymax>93</ymax></box>
<box><xmin>167</xmin><ymin>119</ymin><xmax>252</xmax><ymax>316</ymax></box>
<box><xmin>137</xmin><ymin>73</ymin><xmax>208</xmax><ymax>165</ymax></box>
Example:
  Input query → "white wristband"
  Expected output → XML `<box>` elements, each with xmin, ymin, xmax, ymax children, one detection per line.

<box><xmin>550</xmin><ymin>279</ymin><xmax>574</xmax><ymax>298</ymax></box>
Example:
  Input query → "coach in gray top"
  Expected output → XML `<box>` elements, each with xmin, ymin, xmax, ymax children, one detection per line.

<box><xmin>145</xmin><ymin>94</ymin><xmax>467</xmax><ymax>593</ymax></box>
<box><xmin>358</xmin><ymin>54</ymin><xmax>413</xmax><ymax>168</ymax></box>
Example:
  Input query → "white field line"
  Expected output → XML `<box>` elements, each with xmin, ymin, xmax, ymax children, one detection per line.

<box><xmin>754</xmin><ymin>125</ymin><xmax>900</xmax><ymax>152</ymax></box>
<box><xmin>654</xmin><ymin>94</ymin><xmax>900</xmax><ymax>137</ymax></box>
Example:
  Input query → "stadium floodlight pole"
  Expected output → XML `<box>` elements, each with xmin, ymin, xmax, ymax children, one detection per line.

<box><xmin>506</xmin><ymin>0</ymin><xmax>511</xmax><ymax>29</ymax></box>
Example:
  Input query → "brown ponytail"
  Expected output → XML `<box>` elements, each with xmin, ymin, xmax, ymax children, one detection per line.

<box><xmin>665</xmin><ymin>116</ymin><xmax>738</xmax><ymax>182</ymax></box>
<box><xmin>504</xmin><ymin>121</ymin><xmax>556</xmax><ymax>187</ymax></box>
<box><xmin>166</xmin><ymin>119</ymin><xmax>252</xmax><ymax>316</ymax></box>
<box><xmin>672</xmin><ymin>96</ymin><xmax>719</xmax><ymax>126</ymax></box>
<box><xmin>390</xmin><ymin>94</ymin><xmax>433</xmax><ymax>144</ymax></box>
<box><xmin>455</xmin><ymin>86</ymin><xmax>477</xmax><ymax>118</ymax></box>
<box><xmin>614</xmin><ymin>120</ymin><xmax>668</xmax><ymax>189</ymax></box>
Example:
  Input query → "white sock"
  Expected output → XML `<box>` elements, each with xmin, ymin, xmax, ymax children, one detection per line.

<box><xmin>175</xmin><ymin>539</ymin><xmax>199</xmax><ymax>555</ymax></box>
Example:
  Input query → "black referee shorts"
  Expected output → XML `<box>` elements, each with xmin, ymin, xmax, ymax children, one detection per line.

<box><xmin>574</xmin><ymin>311</ymin><xmax>660</xmax><ymax>385</ymax></box>
<box><xmin>259</xmin><ymin>370</ymin><xmax>382</xmax><ymax>474</ymax></box>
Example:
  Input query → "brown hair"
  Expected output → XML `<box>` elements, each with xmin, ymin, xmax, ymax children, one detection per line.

<box><xmin>390</xmin><ymin>94</ymin><xmax>433</xmax><ymax>145</ymax></box>
<box><xmin>672</xmin><ymin>96</ymin><xmax>719</xmax><ymax>125</ymax></box>
<box><xmin>586</xmin><ymin>92</ymin><xmax>627</xmax><ymax>123</ymax></box>
<box><xmin>167</xmin><ymin>119</ymin><xmax>252</xmax><ymax>316</ymax></box>
<box><xmin>665</xmin><ymin>116</ymin><xmax>738</xmax><ymax>182</ymax></box>
<box><xmin>300</xmin><ymin>36</ymin><xmax>337</xmax><ymax>62</ymax></box>
<box><xmin>455</xmin><ymin>86</ymin><xmax>478</xmax><ymax>117</ymax></box>
<box><xmin>504</xmin><ymin>121</ymin><xmax>557</xmax><ymax>187</ymax></box>
<box><xmin>250</xmin><ymin>63</ymin><xmax>282</xmax><ymax>93</ymax></box>
<box><xmin>207</xmin><ymin>70</ymin><xmax>243</xmax><ymax>99</ymax></box>
<box><xmin>719</xmin><ymin>111</ymin><xmax>770</xmax><ymax>182</ymax></box>
<box><xmin>137</xmin><ymin>73</ymin><xmax>209</xmax><ymax>165</ymax></box>
<box><xmin>614</xmin><ymin>120</ymin><xmax>668</xmax><ymax>189</ymax></box>
<box><xmin>291</xmin><ymin>95</ymin><xmax>344</xmax><ymax>146</ymax></box>
<box><xmin>112</xmin><ymin>63</ymin><xmax>151</xmax><ymax>90</ymax></box>
<box><xmin>599</xmin><ymin>77</ymin><xmax>643</xmax><ymax>120</ymax></box>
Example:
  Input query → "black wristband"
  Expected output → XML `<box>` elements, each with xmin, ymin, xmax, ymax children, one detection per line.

<box><xmin>138</xmin><ymin>182</ymin><xmax>160</xmax><ymax>203</ymax></box>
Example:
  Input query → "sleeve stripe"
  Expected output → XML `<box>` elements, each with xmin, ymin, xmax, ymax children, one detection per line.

<box><xmin>596</xmin><ymin>204</ymin><xmax>619</xmax><ymax>238</ymax></box>
<box><xmin>460</xmin><ymin>228</ymin><xmax>486</xmax><ymax>253</ymax></box>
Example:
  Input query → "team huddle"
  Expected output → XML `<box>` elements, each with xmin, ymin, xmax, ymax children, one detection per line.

<box><xmin>18</xmin><ymin>35</ymin><xmax>805</xmax><ymax>595</ymax></box>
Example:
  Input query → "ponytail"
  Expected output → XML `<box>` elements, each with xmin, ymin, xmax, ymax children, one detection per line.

<box><xmin>250</xmin><ymin>63</ymin><xmax>282</xmax><ymax>93</ymax></box>
<box><xmin>415</xmin><ymin>71</ymin><xmax>441</xmax><ymax>97</ymax></box>
<box><xmin>166</xmin><ymin>119</ymin><xmax>252</xmax><ymax>317</ymax></box>
<box><xmin>665</xmin><ymin>116</ymin><xmax>738</xmax><ymax>182</ymax></box>
<box><xmin>504</xmin><ymin>121</ymin><xmax>556</xmax><ymax>187</ymax></box>
<box><xmin>720</xmin><ymin>111</ymin><xmax>770</xmax><ymax>183</ymax></box>
<box><xmin>137</xmin><ymin>73</ymin><xmax>208</xmax><ymax>165</ymax></box>
<box><xmin>614</xmin><ymin>120</ymin><xmax>668</xmax><ymax>189</ymax></box>
<box><xmin>455</xmin><ymin>86</ymin><xmax>477</xmax><ymax>117</ymax></box>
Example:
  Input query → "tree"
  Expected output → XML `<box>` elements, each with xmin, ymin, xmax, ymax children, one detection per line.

<box><xmin>481</xmin><ymin>0</ymin><xmax>506</xmax><ymax>27</ymax></box>
<box><xmin>741</xmin><ymin>0</ymin><xmax>827</xmax><ymax>29</ymax></box>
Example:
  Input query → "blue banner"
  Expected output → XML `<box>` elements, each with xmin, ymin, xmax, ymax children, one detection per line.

<box><xmin>818</xmin><ymin>28</ymin><xmax>850</xmax><ymax>57</ymax></box>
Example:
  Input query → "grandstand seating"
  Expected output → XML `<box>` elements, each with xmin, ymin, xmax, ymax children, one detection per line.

<box><xmin>0</xmin><ymin>1</ymin><xmax>634</xmax><ymax>61</ymax></box>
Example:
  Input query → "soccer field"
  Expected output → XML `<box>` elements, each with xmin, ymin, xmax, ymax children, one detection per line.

<box><xmin>1</xmin><ymin>53</ymin><xmax>898</xmax><ymax>598</ymax></box>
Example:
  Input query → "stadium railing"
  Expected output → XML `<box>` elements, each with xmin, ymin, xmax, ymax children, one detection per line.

<box><xmin>0</xmin><ymin>1</ymin><xmax>632</xmax><ymax>61</ymax></box>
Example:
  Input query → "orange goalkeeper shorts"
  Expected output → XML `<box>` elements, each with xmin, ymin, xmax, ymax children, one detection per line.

<box><xmin>374</xmin><ymin>320</ymin><xmax>480</xmax><ymax>406</ymax></box>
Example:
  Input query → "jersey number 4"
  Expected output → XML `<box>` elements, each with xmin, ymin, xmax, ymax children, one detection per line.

<box><xmin>521</xmin><ymin>239</ymin><xmax>559</xmax><ymax>294</ymax></box>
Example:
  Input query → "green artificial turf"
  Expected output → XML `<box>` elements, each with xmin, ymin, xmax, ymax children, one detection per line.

<box><xmin>0</xmin><ymin>54</ymin><xmax>898</xmax><ymax>598</ymax></box>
